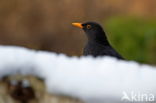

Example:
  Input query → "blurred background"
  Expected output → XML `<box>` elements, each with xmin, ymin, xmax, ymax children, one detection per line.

<box><xmin>0</xmin><ymin>0</ymin><xmax>156</xmax><ymax>64</ymax></box>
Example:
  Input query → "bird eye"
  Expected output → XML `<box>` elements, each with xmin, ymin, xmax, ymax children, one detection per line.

<box><xmin>86</xmin><ymin>25</ymin><xmax>91</xmax><ymax>29</ymax></box>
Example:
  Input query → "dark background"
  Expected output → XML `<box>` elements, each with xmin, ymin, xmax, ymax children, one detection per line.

<box><xmin>0</xmin><ymin>0</ymin><xmax>156</xmax><ymax>64</ymax></box>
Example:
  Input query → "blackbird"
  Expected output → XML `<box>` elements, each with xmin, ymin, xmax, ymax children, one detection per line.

<box><xmin>72</xmin><ymin>22</ymin><xmax>124</xmax><ymax>59</ymax></box>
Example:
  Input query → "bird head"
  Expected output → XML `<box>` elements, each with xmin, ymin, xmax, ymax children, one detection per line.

<box><xmin>72</xmin><ymin>22</ymin><xmax>108</xmax><ymax>44</ymax></box>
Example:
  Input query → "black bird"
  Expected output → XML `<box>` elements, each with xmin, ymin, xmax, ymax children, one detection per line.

<box><xmin>72</xmin><ymin>22</ymin><xmax>124</xmax><ymax>59</ymax></box>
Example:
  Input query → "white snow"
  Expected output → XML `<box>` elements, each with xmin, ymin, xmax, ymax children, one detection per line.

<box><xmin>0</xmin><ymin>45</ymin><xmax>156</xmax><ymax>103</ymax></box>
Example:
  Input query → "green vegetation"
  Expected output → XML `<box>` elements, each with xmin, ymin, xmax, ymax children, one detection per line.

<box><xmin>104</xmin><ymin>17</ymin><xmax>156</xmax><ymax>64</ymax></box>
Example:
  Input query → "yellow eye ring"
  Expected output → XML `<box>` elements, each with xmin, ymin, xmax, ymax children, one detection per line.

<box><xmin>86</xmin><ymin>25</ymin><xmax>91</xmax><ymax>29</ymax></box>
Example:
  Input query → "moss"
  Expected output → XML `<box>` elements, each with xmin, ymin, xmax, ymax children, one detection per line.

<box><xmin>104</xmin><ymin>17</ymin><xmax>156</xmax><ymax>64</ymax></box>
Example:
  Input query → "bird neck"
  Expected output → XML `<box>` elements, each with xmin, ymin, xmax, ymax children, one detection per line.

<box><xmin>88</xmin><ymin>31</ymin><xmax>110</xmax><ymax>46</ymax></box>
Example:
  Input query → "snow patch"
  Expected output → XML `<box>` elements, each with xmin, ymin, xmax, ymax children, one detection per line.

<box><xmin>0</xmin><ymin>45</ymin><xmax>156</xmax><ymax>103</ymax></box>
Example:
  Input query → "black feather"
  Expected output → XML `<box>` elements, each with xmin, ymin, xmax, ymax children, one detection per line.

<box><xmin>82</xmin><ymin>22</ymin><xmax>124</xmax><ymax>59</ymax></box>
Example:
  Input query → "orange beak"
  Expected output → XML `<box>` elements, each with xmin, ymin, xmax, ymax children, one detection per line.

<box><xmin>72</xmin><ymin>23</ymin><xmax>83</xmax><ymax>29</ymax></box>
